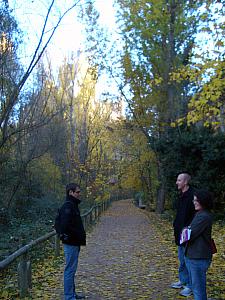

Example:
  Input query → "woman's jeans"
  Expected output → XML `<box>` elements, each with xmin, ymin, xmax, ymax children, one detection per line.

<box><xmin>185</xmin><ymin>256</ymin><xmax>211</xmax><ymax>300</ymax></box>
<box><xmin>63</xmin><ymin>244</ymin><xmax>80</xmax><ymax>300</ymax></box>
<box><xmin>178</xmin><ymin>246</ymin><xmax>190</xmax><ymax>288</ymax></box>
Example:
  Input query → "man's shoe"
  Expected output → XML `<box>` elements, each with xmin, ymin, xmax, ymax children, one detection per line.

<box><xmin>170</xmin><ymin>280</ymin><xmax>183</xmax><ymax>289</ymax></box>
<box><xmin>75</xmin><ymin>293</ymin><xmax>85</xmax><ymax>299</ymax></box>
<box><xmin>179</xmin><ymin>287</ymin><xmax>192</xmax><ymax>297</ymax></box>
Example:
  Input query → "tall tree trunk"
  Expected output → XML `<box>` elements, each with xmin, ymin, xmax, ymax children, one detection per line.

<box><xmin>155</xmin><ymin>158</ymin><xmax>165</xmax><ymax>213</ymax></box>
<box><xmin>156</xmin><ymin>181</ymin><xmax>165</xmax><ymax>214</ymax></box>
<box><xmin>219</xmin><ymin>105</ymin><xmax>225</xmax><ymax>132</ymax></box>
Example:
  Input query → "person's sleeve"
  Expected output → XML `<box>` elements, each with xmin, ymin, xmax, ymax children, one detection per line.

<box><xmin>60</xmin><ymin>203</ymin><xmax>74</xmax><ymax>234</ymax></box>
<box><xmin>189</xmin><ymin>214</ymin><xmax>210</xmax><ymax>241</ymax></box>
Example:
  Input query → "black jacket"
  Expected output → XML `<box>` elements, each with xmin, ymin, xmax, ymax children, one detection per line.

<box><xmin>185</xmin><ymin>210</ymin><xmax>212</xmax><ymax>259</ymax></box>
<box><xmin>60</xmin><ymin>195</ymin><xmax>86</xmax><ymax>246</ymax></box>
<box><xmin>173</xmin><ymin>187</ymin><xmax>195</xmax><ymax>246</ymax></box>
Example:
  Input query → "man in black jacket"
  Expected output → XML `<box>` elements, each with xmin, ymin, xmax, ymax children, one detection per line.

<box><xmin>171</xmin><ymin>173</ymin><xmax>195</xmax><ymax>297</ymax></box>
<box><xmin>60</xmin><ymin>183</ymin><xmax>86</xmax><ymax>300</ymax></box>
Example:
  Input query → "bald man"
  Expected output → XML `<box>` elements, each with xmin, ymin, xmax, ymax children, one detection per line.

<box><xmin>171</xmin><ymin>173</ymin><xmax>195</xmax><ymax>297</ymax></box>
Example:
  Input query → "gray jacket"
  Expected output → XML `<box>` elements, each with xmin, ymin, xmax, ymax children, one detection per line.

<box><xmin>185</xmin><ymin>210</ymin><xmax>212</xmax><ymax>259</ymax></box>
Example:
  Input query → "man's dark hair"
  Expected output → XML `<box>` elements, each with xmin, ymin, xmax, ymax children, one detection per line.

<box><xmin>66</xmin><ymin>183</ymin><xmax>80</xmax><ymax>197</ymax></box>
<box><xmin>194</xmin><ymin>189</ymin><xmax>213</xmax><ymax>210</ymax></box>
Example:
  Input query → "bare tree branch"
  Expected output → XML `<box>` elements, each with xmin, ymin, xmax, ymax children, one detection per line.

<box><xmin>0</xmin><ymin>0</ymin><xmax>82</xmax><ymax>148</ymax></box>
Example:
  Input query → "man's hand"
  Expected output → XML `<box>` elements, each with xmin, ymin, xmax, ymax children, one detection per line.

<box><xmin>60</xmin><ymin>233</ymin><xmax>69</xmax><ymax>241</ymax></box>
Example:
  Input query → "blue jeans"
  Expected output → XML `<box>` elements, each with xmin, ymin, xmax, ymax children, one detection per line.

<box><xmin>178</xmin><ymin>246</ymin><xmax>190</xmax><ymax>288</ymax></box>
<box><xmin>185</xmin><ymin>257</ymin><xmax>211</xmax><ymax>300</ymax></box>
<box><xmin>63</xmin><ymin>244</ymin><xmax>80</xmax><ymax>300</ymax></box>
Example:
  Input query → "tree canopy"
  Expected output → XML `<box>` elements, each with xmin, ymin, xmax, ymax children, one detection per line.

<box><xmin>0</xmin><ymin>0</ymin><xmax>224</xmax><ymax>225</ymax></box>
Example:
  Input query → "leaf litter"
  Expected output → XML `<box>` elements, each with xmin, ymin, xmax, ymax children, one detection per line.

<box><xmin>1</xmin><ymin>199</ymin><xmax>224</xmax><ymax>299</ymax></box>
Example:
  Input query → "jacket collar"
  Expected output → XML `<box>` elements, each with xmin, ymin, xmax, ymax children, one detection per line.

<box><xmin>67</xmin><ymin>195</ymin><xmax>81</xmax><ymax>204</ymax></box>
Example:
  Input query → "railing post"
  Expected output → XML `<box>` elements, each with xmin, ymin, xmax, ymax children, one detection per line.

<box><xmin>84</xmin><ymin>215</ymin><xmax>87</xmax><ymax>230</ymax></box>
<box><xmin>98</xmin><ymin>204</ymin><xmax>101</xmax><ymax>217</ymax></box>
<box><xmin>94</xmin><ymin>205</ymin><xmax>97</xmax><ymax>221</ymax></box>
<box><xmin>17</xmin><ymin>251</ymin><xmax>31</xmax><ymax>298</ymax></box>
<box><xmin>27</xmin><ymin>260</ymin><xmax>32</xmax><ymax>289</ymax></box>
<box><xmin>93</xmin><ymin>206</ymin><xmax>96</xmax><ymax>223</ymax></box>
<box><xmin>90</xmin><ymin>208</ymin><xmax>93</xmax><ymax>225</ymax></box>
<box><xmin>55</xmin><ymin>235</ymin><xmax>60</xmax><ymax>257</ymax></box>
<box><xmin>96</xmin><ymin>205</ymin><xmax>98</xmax><ymax>219</ymax></box>
<box><xmin>87</xmin><ymin>213</ymin><xmax>89</xmax><ymax>227</ymax></box>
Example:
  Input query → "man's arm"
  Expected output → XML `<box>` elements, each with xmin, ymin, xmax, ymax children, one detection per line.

<box><xmin>60</xmin><ymin>202</ymin><xmax>74</xmax><ymax>235</ymax></box>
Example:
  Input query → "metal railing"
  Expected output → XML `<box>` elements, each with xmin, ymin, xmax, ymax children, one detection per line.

<box><xmin>0</xmin><ymin>199</ymin><xmax>111</xmax><ymax>298</ymax></box>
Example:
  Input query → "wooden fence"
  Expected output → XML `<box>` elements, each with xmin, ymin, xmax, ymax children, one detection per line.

<box><xmin>0</xmin><ymin>199</ymin><xmax>111</xmax><ymax>298</ymax></box>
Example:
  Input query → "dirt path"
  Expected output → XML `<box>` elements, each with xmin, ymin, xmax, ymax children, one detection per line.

<box><xmin>50</xmin><ymin>199</ymin><xmax>196</xmax><ymax>299</ymax></box>
<box><xmin>60</xmin><ymin>199</ymin><xmax>186</xmax><ymax>300</ymax></box>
